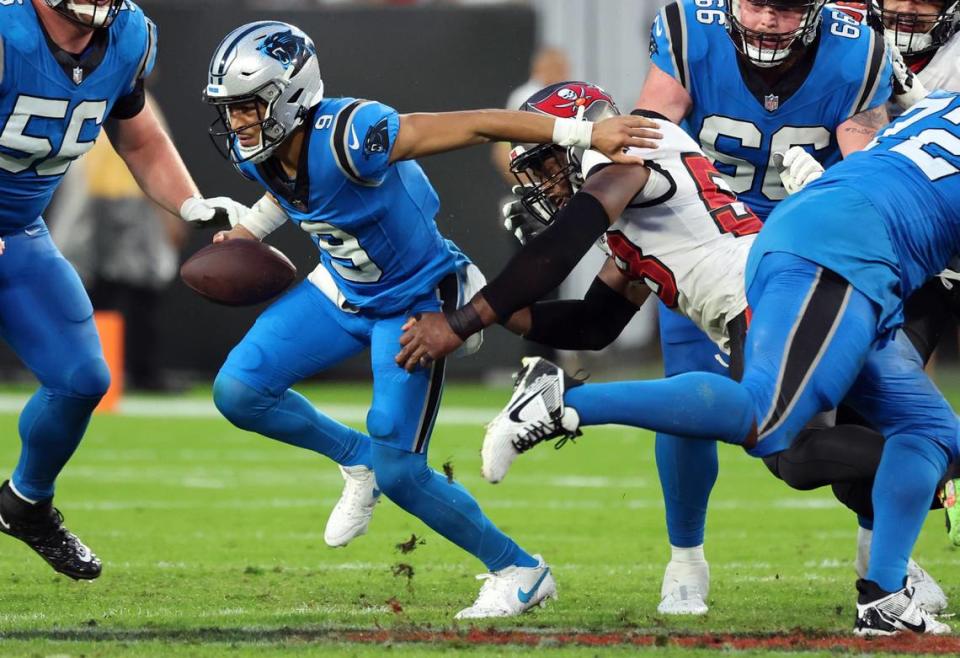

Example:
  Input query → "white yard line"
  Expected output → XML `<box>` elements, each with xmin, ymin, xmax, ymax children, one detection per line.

<box><xmin>0</xmin><ymin>393</ymin><xmax>498</xmax><ymax>424</ymax></box>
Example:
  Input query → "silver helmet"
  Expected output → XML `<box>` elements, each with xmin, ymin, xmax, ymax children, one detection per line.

<box><xmin>203</xmin><ymin>22</ymin><xmax>324</xmax><ymax>164</ymax></box>
<box><xmin>726</xmin><ymin>0</ymin><xmax>826</xmax><ymax>68</ymax></box>
<box><xmin>43</xmin><ymin>0</ymin><xmax>124</xmax><ymax>28</ymax></box>
<box><xmin>869</xmin><ymin>0</ymin><xmax>959</xmax><ymax>56</ymax></box>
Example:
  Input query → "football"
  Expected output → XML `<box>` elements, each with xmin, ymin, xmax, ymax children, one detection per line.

<box><xmin>180</xmin><ymin>239</ymin><xmax>297</xmax><ymax>307</ymax></box>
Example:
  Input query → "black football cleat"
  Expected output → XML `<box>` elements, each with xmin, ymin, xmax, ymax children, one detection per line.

<box><xmin>853</xmin><ymin>578</ymin><xmax>949</xmax><ymax>636</ymax></box>
<box><xmin>0</xmin><ymin>480</ymin><xmax>101</xmax><ymax>580</ymax></box>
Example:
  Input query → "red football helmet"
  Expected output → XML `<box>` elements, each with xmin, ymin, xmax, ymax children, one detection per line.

<box><xmin>510</xmin><ymin>81</ymin><xmax>620</xmax><ymax>224</ymax></box>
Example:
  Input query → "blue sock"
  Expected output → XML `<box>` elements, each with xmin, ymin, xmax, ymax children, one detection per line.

<box><xmin>12</xmin><ymin>387</ymin><xmax>100</xmax><ymax>501</ymax></box>
<box><xmin>656</xmin><ymin>433</ymin><xmax>717</xmax><ymax>547</ymax></box>
<box><xmin>372</xmin><ymin>443</ymin><xmax>537</xmax><ymax>571</ymax></box>
<box><xmin>213</xmin><ymin>374</ymin><xmax>371</xmax><ymax>467</ymax></box>
<box><xmin>868</xmin><ymin>434</ymin><xmax>947</xmax><ymax>592</ymax></box>
<box><xmin>565</xmin><ymin>373</ymin><xmax>755</xmax><ymax>445</ymax></box>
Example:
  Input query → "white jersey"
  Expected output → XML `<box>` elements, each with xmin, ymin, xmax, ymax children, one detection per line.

<box><xmin>583</xmin><ymin>119</ymin><xmax>761</xmax><ymax>350</ymax></box>
<box><xmin>919</xmin><ymin>31</ymin><xmax>960</xmax><ymax>92</ymax></box>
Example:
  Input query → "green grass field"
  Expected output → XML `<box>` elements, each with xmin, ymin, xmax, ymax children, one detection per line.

<box><xmin>0</xmin><ymin>380</ymin><xmax>958</xmax><ymax>656</ymax></box>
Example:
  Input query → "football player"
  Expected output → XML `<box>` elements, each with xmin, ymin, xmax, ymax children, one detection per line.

<box><xmin>0</xmin><ymin>0</ymin><xmax>247</xmax><ymax>580</ymax></box>
<box><xmin>871</xmin><ymin>0</ymin><xmax>960</xmax><ymax>92</ymax></box>
<box><xmin>201</xmin><ymin>21</ymin><xmax>656</xmax><ymax>619</ymax></box>
<box><xmin>627</xmin><ymin>0</ymin><xmax>897</xmax><ymax>615</ymax></box>
<box><xmin>477</xmin><ymin>90</ymin><xmax>960</xmax><ymax>635</ymax></box>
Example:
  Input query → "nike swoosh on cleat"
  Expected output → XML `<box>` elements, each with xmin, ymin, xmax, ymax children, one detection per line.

<box><xmin>508</xmin><ymin>388</ymin><xmax>548</xmax><ymax>423</ymax></box>
<box><xmin>898</xmin><ymin>616</ymin><xmax>926</xmax><ymax>633</ymax></box>
<box><xmin>517</xmin><ymin>567</ymin><xmax>550</xmax><ymax>604</ymax></box>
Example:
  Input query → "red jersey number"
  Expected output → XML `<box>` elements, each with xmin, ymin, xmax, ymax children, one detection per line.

<box><xmin>605</xmin><ymin>231</ymin><xmax>679</xmax><ymax>308</ymax></box>
<box><xmin>681</xmin><ymin>152</ymin><xmax>763</xmax><ymax>237</ymax></box>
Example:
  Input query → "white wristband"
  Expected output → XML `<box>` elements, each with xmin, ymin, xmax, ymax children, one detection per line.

<box><xmin>239</xmin><ymin>195</ymin><xmax>288</xmax><ymax>240</ymax></box>
<box><xmin>552</xmin><ymin>118</ymin><xmax>594</xmax><ymax>149</ymax></box>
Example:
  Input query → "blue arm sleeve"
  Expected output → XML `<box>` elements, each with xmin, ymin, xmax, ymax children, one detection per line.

<box><xmin>330</xmin><ymin>100</ymin><xmax>400</xmax><ymax>186</ymax></box>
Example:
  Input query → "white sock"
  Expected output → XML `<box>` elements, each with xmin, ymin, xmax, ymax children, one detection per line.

<box><xmin>670</xmin><ymin>544</ymin><xmax>706</xmax><ymax>563</ymax></box>
<box><xmin>855</xmin><ymin>526</ymin><xmax>872</xmax><ymax>579</ymax></box>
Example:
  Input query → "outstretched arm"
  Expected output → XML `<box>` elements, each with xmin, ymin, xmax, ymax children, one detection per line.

<box><xmin>389</xmin><ymin>110</ymin><xmax>662</xmax><ymax>165</ymax></box>
<box><xmin>395</xmin><ymin>163</ymin><xmax>650</xmax><ymax>371</ymax></box>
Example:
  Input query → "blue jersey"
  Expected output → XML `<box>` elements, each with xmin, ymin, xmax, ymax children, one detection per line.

<box><xmin>748</xmin><ymin>91</ymin><xmax>960</xmax><ymax>334</ymax></box>
<box><xmin>0</xmin><ymin>0</ymin><xmax>157</xmax><ymax>233</ymax></box>
<box><xmin>236</xmin><ymin>97</ymin><xmax>467</xmax><ymax>316</ymax></box>
<box><xmin>650</xmin><ymin>0</ymin><xmax>892</xmax><ymax>219</ymax></box>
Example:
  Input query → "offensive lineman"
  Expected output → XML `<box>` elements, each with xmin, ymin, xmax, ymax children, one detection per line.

<box><xmin>0</xmin><ymin>0</ymin><xmax>247</xmax><ymax>579</ymax></box>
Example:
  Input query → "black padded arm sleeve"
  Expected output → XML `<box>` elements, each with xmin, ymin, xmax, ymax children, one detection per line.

<box><xmin>481</xmin><ymin>192</ymin><xmax>610</xmax><ymax>321</ymax></box>
<box><xmin>523</xmin><ymin>277</ymin><xmax>639</xmax><ymax>350</ymax></box>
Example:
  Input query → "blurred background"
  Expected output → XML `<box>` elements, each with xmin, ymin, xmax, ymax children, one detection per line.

<box><xmin>23</xmin><ymin>0</ymin><xmax>958</xmax><ymax>393</ymax></box>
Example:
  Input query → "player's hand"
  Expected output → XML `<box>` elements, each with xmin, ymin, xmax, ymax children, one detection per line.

<box><xmin>396</xmin><ymin>312</ymin><xmax>464</xmax><ymax>373</ymax></box>
<box><xmin>775</xmin><ymin>146</ymin><xmax>824</xmax><ymax>195</ymax></box>
<box><xmin>886</xmin><ymin>35</ymin><xmax>929</xmax><ymax>111</ymax></box>
<box><xmin>180</xmin><ymin>196</ymin><xmax>250</xmax><ymax>230</ymax></box>
<box><xmin>591</xmin><ymin>115</ymin><xmax>662</xmax><ymax>164</ymax></box>
<box><xmin>502</xmin><ymin>186</ymin><xmax>545</xmax><ymax>246</ymax></box>
<box><xmin>212</xmin><ymin>225</ymin><xmax>259</xmax><ymax>243</ymax></box>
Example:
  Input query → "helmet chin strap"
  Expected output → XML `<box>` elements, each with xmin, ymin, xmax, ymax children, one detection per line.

<box><xmin>48</xmin><ymin>0</ymin><xmax>115</xmax><ymax>27</ymax></box>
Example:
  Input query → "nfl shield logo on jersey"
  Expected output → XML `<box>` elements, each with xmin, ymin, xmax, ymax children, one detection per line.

<box><xmin>72</xmin><ymin>66</ymin><xmax>84</xmax><ymax>85</ymax></box>
<box><xmin>764</xmin><ymin>94</ymin><xmax>779</xmax><ymax>112</ymax></box>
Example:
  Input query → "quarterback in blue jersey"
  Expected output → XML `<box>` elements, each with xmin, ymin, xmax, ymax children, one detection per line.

<box><xmin>201</xmin><ymin>21</ymin><xmax>655</xmax><ymax>619</ymax></box>
<box><xmin>0</xmin><ymin>0</ymin><xmax>248</xmax><ymax>581</ymax></box>
<box><xmin>478</xmin><ymin>90</ymin><xmax>960</xmax><ymax>635</ymax></box>
<box><xmin>625</xmin><ymin>0</ymin><xmax>896</xmax><ymax>614</ymax></box>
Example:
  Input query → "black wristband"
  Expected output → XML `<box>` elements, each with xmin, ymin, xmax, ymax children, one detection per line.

<box><xmin>444</xmin><ymin>303</ymin><xmax>484</xmax><ymax>341</ymax></box>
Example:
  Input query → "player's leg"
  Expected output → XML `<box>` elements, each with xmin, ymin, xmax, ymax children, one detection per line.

<box><xmin>0</xmin><ymin>223</ymin><xmax>111</xmax><ymax>579</ymax></box>
<box><xmin>654</xmin><ymin>310</ymin><xmax>722</xmax><ymax>615</ymax></box>
<box><xmin>212</xmin><ymin>281</ymin><xmax>376</xmax><ymax>546</ymax></box>
<box><xmin>485</xmin><ymin>255</ymin><xmax>879</xmax><ymax>462</ymax></box>
<box><xmin>843</xmin><ymin>336</ymin><xmax>956</xmax><ymax>633</ymax></box>
<box><xmin>367</xmin><ymin>307</ymin><xmax>553</xmax><ymax>619</ymax></box>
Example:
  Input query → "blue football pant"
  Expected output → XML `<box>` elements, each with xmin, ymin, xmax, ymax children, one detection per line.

<box><xmin>656</xmin><ymin>306</ymin><xmax>725</xmax><ymax>548</ymax></box>
<box><xmin>1</xmin><ymin>220</ymin><xmax>111</xmax><ymax>501</ymax></box>
<box><xmin>566</xmin><ymin>253</ymin><xmax>957</xmax><ymax>591</ymax></box>
<box><xmin>215</xmin><ymin>279</ymin><xmax>535</xmax><ymax>571</ymax></box>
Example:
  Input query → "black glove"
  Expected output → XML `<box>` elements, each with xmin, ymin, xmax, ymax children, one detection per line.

<box><xmin>502</xmin><ymin>186</ymin><xmax>545</xmax><ymax>246</ymax></box>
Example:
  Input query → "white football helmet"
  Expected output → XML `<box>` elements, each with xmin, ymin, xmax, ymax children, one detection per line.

<box><xmin>203</xmin><ymin>22</ymin><xmax>324</xmax><ymax>164</ymax></box>
<box><xmin>869</xmin><ymin>0</ymin><xmax>960</xmax><ymax>56</ymax></box>
<box><xmin>43</xmin><ymin>0</ymin><xmax>124</xmax><ymax>28</ymax></box>
<box><xmin>726</xmin><ymin>0</ymin><xmax>826</xmax><ymax>68</ymax></box>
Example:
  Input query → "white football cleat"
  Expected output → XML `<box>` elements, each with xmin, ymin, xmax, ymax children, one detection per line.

<box><xmin>323</xmin><ymin>465</ymin><xmax>380</xmax><ymax>548</ymax></box>
<box><xmin>454</xmin><ymin>554</ymin><xmax>557</xmax><ymax>619</ymax></box>
<box><xmin>482</xmin><ymin>357</ymin><xmax>581</xmax><ymax>483</ymax></box>
<box><xmin>907</xmin><ymin>558</ymin><xmax>948</xmax><ymax>614</ymax></box>
<box><xmin>658</xmin><ymin>559</ymin><xmax>710</xmax><ymax>615</ymax></box>
<box><xmin>854</xmin><ymin>579</ymin><xmax>950</xmax><ymax>636</ymax></box>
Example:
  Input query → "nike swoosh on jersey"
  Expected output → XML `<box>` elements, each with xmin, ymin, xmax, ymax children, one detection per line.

<box><xmin>517</xmin><ymin>567</ymin><xmax>550</xmax><ymax>604</ymax></box>
<box><xmin>349</xmin><ymin>126</ymin><xmax>360</xmax><ymax>150</ymax></box>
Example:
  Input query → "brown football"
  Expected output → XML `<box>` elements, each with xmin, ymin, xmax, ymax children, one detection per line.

<box><xmin>180</xmin><ymin>239</ymin><xmax>297</xmax><ymax>306</ymax></box>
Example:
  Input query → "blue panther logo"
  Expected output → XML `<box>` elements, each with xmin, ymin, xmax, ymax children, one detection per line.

<box><xmin>258</xmin><ymin>30</ymin><xmax>310</xmax><ymax>70</ymax></box>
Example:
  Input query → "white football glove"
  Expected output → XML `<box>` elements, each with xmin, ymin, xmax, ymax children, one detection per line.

<box><xmin>775</xmin><ymin>146</ymin><xmax>824</xmax><ymax>196</ymax></box>
<box><xmin>886</xmin><ymin>35</ymin><xmax>929</xmax><ymax>111</ymax></box>
<box><xmin>502</xmin><ymin>186</ymin><xmax>545</xmax><ymax>246</ymax></box>
<box><xmin>179</xmin><ymin>196</ymin><xmax>250</xmax><ymax>229</ymax></box>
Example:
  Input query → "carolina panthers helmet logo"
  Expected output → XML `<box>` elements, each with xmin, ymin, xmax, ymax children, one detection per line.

<box><xmin>258</xmin><ymin>30</ymin><xmax>312</xmax><ymax>70</ymax></box>
<box><xmin>531</xmin><ymin>83</ymin><xmax>614</xmax><ymax>119</ymax></box>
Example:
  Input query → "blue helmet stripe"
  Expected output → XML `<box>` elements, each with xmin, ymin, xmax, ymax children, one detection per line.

<box><xmin>210</xmin><ymin>21</ymin><xmax>288</xmax><ymax>85</ymax></box>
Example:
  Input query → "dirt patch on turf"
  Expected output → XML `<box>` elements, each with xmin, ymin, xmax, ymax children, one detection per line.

<box><xmin>338</xmin><ymin>628</ymin><xmax>960</xmax><ymax>653</ymax></box>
